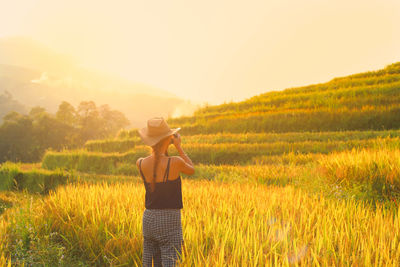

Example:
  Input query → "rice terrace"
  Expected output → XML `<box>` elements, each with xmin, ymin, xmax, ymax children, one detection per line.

<box><xmin>1</xmin><ymin>62</ymin><xmax>400</xmax><ymax>266</ymax></box>
<box><xmin>1</xmin><ymin>1</ymin><xmax>400</xmax><ymax>266</ymax></box>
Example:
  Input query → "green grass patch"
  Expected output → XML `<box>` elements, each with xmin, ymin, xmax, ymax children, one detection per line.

<box><xmin>0</xmin><ymin>162</ymin><xmax>73</xmax><ymax>194</ymax></box>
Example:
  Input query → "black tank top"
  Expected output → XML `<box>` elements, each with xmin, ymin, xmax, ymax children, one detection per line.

<box><xmin>139</xmin><ymin>158</ymin><xmax>183</xmax><ymax>209</ymax></box>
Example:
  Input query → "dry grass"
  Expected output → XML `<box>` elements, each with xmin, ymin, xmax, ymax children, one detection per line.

<box><xmin>1</xmin><ymin>179</ymin><xmax>399</xmax><ymax>266</ymax></box>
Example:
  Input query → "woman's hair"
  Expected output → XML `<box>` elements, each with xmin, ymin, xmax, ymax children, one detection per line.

<box><xmin>149</xmin><ymin>135</ymin><xmax>170</xmax><ymax>192</ymax></box>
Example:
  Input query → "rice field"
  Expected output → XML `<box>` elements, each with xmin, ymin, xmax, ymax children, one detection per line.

<box><xmin>2</xmin><ymin>124</ymin><xmax>400</xmax><ymax>266</ymax></box>
<box><xmin>167</xmin><ymin>63</ymin><xmax>400</xmax><ymax>135</ymax></box>
<box><xmin>84</xmin><ymin>129</ymin><xmax>400</xmax><ymax>153</ymax></box>
<box><xmin>1</xmin><ymin>179</ymin><xmax>399</xmax><ymax>266</ymax></box>
<box><xmin>1</xmin><ymin>143</ymin><xmax>400</xmax><ymax>265</ymax></box>
<box><xmin>42</xmin><ymin>137</ymin><xmax>400</xmax><ymax>173</ymax></box>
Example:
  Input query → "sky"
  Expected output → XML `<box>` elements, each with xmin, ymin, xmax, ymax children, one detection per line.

<box><xmin>1</xmin><ymin>0</ymin><xmax>400</xmax><ymax>105</ymax></box>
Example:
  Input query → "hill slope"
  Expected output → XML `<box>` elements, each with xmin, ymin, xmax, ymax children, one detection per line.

<box><xmin>168</xmin><ymin>62</ymin><xmax>400</xmax><ymax>134</ymax></box>
<box><xmin>0</xmin><ymin>36</ymin><xmax>193</xmax><ymax>126</ymax></box>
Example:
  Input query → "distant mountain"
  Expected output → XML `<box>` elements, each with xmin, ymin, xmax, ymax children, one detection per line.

<box><xmin>0</xmin><ymin>90</ymin><xmax>27</xmax><ymax>121</ymax></box>
<box><xmin>168</xmin><ymin>62</ymin><xmax>400</xmax><ymax>134</ymax></box>
<box><xmin>0</xmin><ymin>36</ymin><xmax>194</xmax><ymax>127</ymax></box>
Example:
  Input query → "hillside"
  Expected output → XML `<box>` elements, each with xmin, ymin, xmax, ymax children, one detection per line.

<box><xmin>167</xmin><ymin>62</ymin><xmax>400</xmax><ymax>134</ymax></box>
<box><xmin>0</xmin><ymin>90</ymin><xmax>27</xmax><ymax>120</ymax></box>
<box><xmin>0</xmin><ymin>36</ymin><xmax>194</xmax><ymax>126</ymax></box>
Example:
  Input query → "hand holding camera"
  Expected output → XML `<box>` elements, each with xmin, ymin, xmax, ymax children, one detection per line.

<box><xmin>171</xmin><ymin>133</ymin><xmax>182</xmax><ymax>148</ymax></box>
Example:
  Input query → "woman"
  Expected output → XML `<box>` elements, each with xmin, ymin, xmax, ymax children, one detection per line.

<box><xmin>136</xmin><ymin>117</ymin><xmax>195</xmax><ymax>267</ymax></box>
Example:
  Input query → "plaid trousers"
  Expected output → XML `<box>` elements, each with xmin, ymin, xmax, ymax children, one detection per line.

<box><xmin>142</xmin><ymin>209</ymin><xmax>184</xmax><ymax>267</ymax></box>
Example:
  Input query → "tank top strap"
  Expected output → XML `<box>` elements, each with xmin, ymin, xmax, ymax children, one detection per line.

<box><xmin>163</xmin><ymin>158</ymin><xmax>171</xmax><ymax>182</ymax></box>
<box><xmin>139</xmin><ymin>159</ymin><xmax>146</xmax><ymax>182</ymax></box>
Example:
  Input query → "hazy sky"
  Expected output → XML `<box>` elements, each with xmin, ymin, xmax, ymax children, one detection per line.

<box><xmin>2</xmin><ymin>0</ymin><xmax>400</xmax><ymax>104</ymax></box>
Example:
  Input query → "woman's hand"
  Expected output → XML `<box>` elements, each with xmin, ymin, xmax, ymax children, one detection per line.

<box><xmin>172</xmin><ymin>133</ymin><xmax>182</xmax><ymax>148</ymax></box>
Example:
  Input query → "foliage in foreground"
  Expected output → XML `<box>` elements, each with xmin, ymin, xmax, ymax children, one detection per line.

<box><xmin>318</xmin><ymin>148</ymin><xmax>400</xmax><ymax>203</ymax></box>
<box><xmin>0</xmin><ymin>162</ymin><xmax>72</xmax><ymax>194</ymax></box>
<box><xmin>0</xmin><ymin>181</ymin><xmax>399</xmax><ymax>266</ymax></box>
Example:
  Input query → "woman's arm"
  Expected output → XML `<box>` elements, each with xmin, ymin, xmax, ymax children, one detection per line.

<box><xmin>176</xmin><ymin>145</ymin><xmax>194</xmax><ymax>175</ymax></box>
<box><xmin>173</xmin><ymin>134</ymin><xmax>195</xmax><ymax>175</ymax></box>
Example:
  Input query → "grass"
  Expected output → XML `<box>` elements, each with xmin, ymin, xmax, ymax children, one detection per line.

<box><xmin>42</xmin><ymin>137</ymin><xmax>400</xmax><ymax>171</ymax></box>
<box><xmin>0</xmin><ymin>162</ymin><xmax>73</xmax><ymax>194</ymax></box>
<box><xmin>318</xmin><ymin>148</ymin><xmax>400</xmax><ymax>203</ymax></box>
<box><xmin>0</xmin><ymin>180</ymin><xmax>399</xmax><ymax>266</ymax></box>
<box><xmin>82</xmin><ymin>129</ymin><xmax>400</xmax><ymax>153</ymax></box>
<box><xmin>2</xmin><ymin>126</ymin><xmax>400</xmax><ymax>265</ymax></box>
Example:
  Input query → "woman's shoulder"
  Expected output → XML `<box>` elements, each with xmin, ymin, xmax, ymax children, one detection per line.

<box><xmin>169</xmin><ymin>155</ymin><xmax>183</xmax><ymax>161</ymax></box>
<box><xmin>136</xmin><ymin>156</ymin><xmax>151</xmax><ymax>167</ymax></box>
<box><xmin>169</xmin><ymin>156</ymin><xmax>184</xmax><ymax>165</ymax></box>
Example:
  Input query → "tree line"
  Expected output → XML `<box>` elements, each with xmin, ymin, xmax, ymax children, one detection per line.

<box><xmin>0</xmin><ymin>100</ymin><xmax>130</xmax><ymax>163</ymax></box>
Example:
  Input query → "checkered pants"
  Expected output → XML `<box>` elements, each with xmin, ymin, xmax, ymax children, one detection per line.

<box><xmin>142</xmin><ymin>209</ymin><xmax>184</xmax><ymax>267</ymax></box>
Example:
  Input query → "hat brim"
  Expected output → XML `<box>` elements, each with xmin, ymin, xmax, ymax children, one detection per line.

<box><xmin>138</xmin><ymin>127</ymin><xmax>181</xmax><ymax>147</ymax></box>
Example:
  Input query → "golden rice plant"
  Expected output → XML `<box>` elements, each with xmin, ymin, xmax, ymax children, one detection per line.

<box><xmin>171</xmin><ymin>104</ymin><xmax>400</xmax><ymax>135</ymax></box>
<box><xmin>84</xmin><ymin>138</ymin><xmax>140</xmax><ymax>153</ymax></box>
<box><xmin>83</xmin><ymin>130</ymin><xmax>400</xmax><ymax>153</ymax></box>
<box><xmin>0</xmin><ymin>221</ymin><xmax>11</xmax><ymax>267</ymax></box>
<box><xmin>318</xmin><ymin>148</ymin><xmax>400</xmax><ymax>202</ymax></box>
<box><xmin>0</xmin><ymin>253</ymin><xmax>11</xmax><ymax>267</ymax></box>
<box><xmin>170</xmin><ymin>64</ymin><xmax>400</xmax><ymax>121</ymax></box>
<box><xmin>1</xmin><ymin>180</ymin><xmax>399</xmax><ymax>266</ymax></box>
<box><xmin>42</xmin><ymin>137</ymin><xmax>400</xmax><ymax>170</ymax></box>
<box><xmin>192</xmin><ymin>163</ymin><xmax>307</xmax><ymax>186</ymax></box>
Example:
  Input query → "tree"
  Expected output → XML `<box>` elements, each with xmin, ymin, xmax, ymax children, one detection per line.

<box><xmin>0</xmin><ymin>99</ymin><xmax>131</xmax><ymax>163</ymax></box>
<box><xmin>56</xmin><ymin>101</ymin><xmax>76</xmax><ymax>126</ymax></box>
<box><xmin>3</xmin><ymin>111</ymin><xmax>24</xmax><ymax>122</ymax></box>
<box><xmin>33</xmin><ymin>113</ymin><xmax>74</xmax><ymax>151</ymax></box>
<box><xmin>75</xmin><ymin>101</ymin><xmax>130</xmax><ymax>142</ymax></box>
<box><xmin>29</xmin><ymin>106</ymin><xmax>47</xmax><ymax>120</ymax></box>
<box><xmin>0</xmin><ymin>113</ymin><xmax>36</xmax><ymax>162</ymax></box>
<box><xmin>77</xmin><ymin>101</ymin><xmax>98</xmax><ymax>119</ymax></box>
<box><xmin>99</xmin><ymin>104</ymin><xmax>130</xmax><ymax>138</ymax></box>
<box><xmin>0</xmin><ymin>91</ymin><xmax>27</xmax><ymax>123</ymax></box>
<box><xmin>76</xmin><ymin>101</ymin><xmax>102</xmax><ymax>143</ymax></box>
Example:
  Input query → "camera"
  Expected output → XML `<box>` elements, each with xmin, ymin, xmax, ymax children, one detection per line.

<box><xmin>170</xmin><ymin>133</ymin><xmax>178</xmax><ymax>144</ymax></box>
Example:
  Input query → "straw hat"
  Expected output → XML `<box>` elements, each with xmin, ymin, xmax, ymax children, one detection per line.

<box><xmin>138</xmin><ymin>117</ymin><xmax>181</xmax><ymax>147</ymax></box>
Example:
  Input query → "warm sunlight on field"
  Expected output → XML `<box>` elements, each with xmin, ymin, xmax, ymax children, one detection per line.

<box><xmin>1</xmin><ymin>1</ymin><xmax>400</xmax><ymax>265</ymax></box>
<box><xmin>1</xmin><ymin>180</ymin><xmax>399</xmax><ymax>266</ymax></box>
